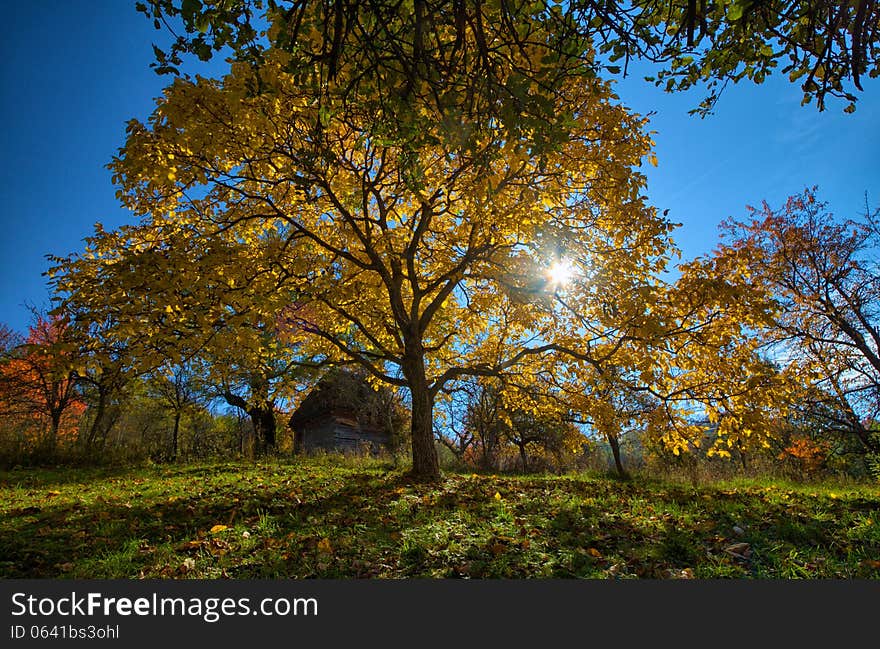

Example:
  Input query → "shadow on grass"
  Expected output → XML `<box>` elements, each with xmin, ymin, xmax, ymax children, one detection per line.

<box><xmin>0</xmin><ymin>464</ymin><xmax>149</xmax><ymax>489</ymax></box>
<box><xmin>1</xmin><ymin>465</ymin><xmax>878</xmax><ymax>579</ymax></box>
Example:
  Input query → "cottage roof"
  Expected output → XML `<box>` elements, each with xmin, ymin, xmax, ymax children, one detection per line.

<box><xmin>288</xmin><ymin>370</ymin><xmax>383</xmax><ymax>430</ymax></box>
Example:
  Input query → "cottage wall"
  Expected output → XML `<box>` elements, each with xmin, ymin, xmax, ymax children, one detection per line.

<box><xmin>294</xmin><ymin>413</ymin><xmax>390</xmax><ymax>455</ymax></box>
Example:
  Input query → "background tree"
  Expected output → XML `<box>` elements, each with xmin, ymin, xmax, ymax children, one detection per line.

<box><xmin>0</xmin><ymin>323</ymin><xmax>19</xmax><ymax>405</ymax></box>
<box><xmin>458</xmin><ymin>379</ymin><xmax>504</xmax><ymax>471</ymax></box>
<box><xmin>445</xmin><ymin>376</ymin><xmax>586</xmax><ymax>472</ymax></box>
<box><xmin>0</xmin><ymin>312</ymin><xmax>86</xmax><ymax>459</ymax></box>
<box><xmin>708</xmin><ymin>188</ymin><xmax>880</xmax><ymax>457</ymax></box>
<box><xmin>50</xmin><ymin>217</ymin><xmax>307</xmax><ymax>456</ymax></box>
<box><xmin>59</xmin><ymin>310</ymin><xmax>135</xmax><ymax>457</ymax></box>
<box><xmin>145</xmin><ymin>359</ymin><xmax>208</xmax><ymax>461</ymax></box>
<box><xmin>646</xmin><ymin>252</ymin><xmax>799</xmax><ymax>463</ymax></box>
<box><xmin>564</xmin><ymin>369</ymin><xmax>665</xmax><ymax>478</ymax></box>
<box><xmin>209</xmin><ymin>334</ymin><xmax>302</xmax><ymax>456</ymax></box>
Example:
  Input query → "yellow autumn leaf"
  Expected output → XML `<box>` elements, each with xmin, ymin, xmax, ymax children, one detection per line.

<box><xmin>317</xmin><ymin>538</ymin><xmax>333</xmax><ymax>554</ymax></box>
<box><xmin>494</xmin><ymin>492</ymin><xmax>502</xmax><ymax>501</ymax></box>
<box><xmin>210</xmin><ymin>524</ymin><xmax>228</xmax><ymax>534</ymax></box>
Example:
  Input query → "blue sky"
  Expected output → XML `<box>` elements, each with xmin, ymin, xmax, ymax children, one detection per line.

<box><xmin>1</xmin><ymin>1</ymin><xmax>878</xmax><ymax>334</ymax></box>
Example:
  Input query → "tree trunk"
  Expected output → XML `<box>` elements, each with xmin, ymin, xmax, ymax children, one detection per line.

<box><xmin>478</xmin><ymin>425</ymin><xmax>498</xmax><ymax>471</ymax></box>
<box><xmin>480</xmin><ymin>443</ymin><xmax>495</xmax><ymax>471</ymax></box>
<box><xmin>87</xmin><ymin>398</ymin><xmax>106</xmax><ymax>454</ymax></box>
<box><xmin>517</xmin><ymin>441</ymin><xmax>529</xmax><ymax>472</ymax></box>
<box><xmin>223</xmin><ymin>391</ymin><xmax>275</xmax><ymax>455</ymax></box>
<box><xmin>248</xmin><ymin>406</ymin><xmax>276</xmax><ymax>454</ymax></box>
<box><xmin>403</xmin><ymin>356</ymin><xmax>440</xmax><ymax>481</ymax></box>
<box><xmin>852</xmin><ymin>421</ymin><xmax>880</xmax><ymax>453</ymax></box>
<box><xmin>736</xmin><ymin>441</ymin><xmax>748</xmax><ymax>471</ymax></box>
<box><xmin>171</xmin><ymin>411</ymin><xmax>181</xmax><ymax>462</ymax></box>
<box><xmin>607</xmin><ymin>432</ymin><xmax>628</xmax><ymax>479</ymax></box>
<box><xmin>47</xmin><ymin>410</ymin><xmax>61</xmax><ymax>458</ymax></box>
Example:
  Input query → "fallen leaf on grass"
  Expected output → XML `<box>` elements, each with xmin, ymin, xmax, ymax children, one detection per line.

<box><xmin>178</xmin><ymin>540</ymin><xmax>204</xmax><ymax>551</ymax></box>
<box><xmin>724</xmin><ymin>543</ymin><xmax>752</xmax><ymax>560</ymax></box>
<box><xmin>317</xmin><ymin>538</ymin><xmax>333</xmax><ymax>554</ymax></box>
<box><xmin>489</xmin><ymin>542</ymin><xmax>506</xmax><ymax>557</ymax></box>
<box><xmin>210</xmin><ymin>524</ymin><xmax>228</xmax><ymax>534</ymax></box>
<box><xmin>208</xmin><ymin>540</ymin><xmax>229</xmax><ymax>557</ymax></box>
<box><xmin>587</xmin><ymin>548</ymin><xmax>602</xmax><ymax>558</ymax></box>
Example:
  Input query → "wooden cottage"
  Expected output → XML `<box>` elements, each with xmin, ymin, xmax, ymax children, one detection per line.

<box><xmin>289</xmin><ymin>371</ymin><xmax>392</xmax><ymax>454</ymax></box>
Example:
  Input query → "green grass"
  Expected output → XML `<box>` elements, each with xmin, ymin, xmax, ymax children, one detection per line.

<box><xmin>1</xmin><ymin>459</ymin><xmax>878</xmax><ymax>579</ymax></box>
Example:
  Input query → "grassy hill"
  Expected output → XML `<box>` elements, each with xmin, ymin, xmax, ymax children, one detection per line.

<box><xmin>1</xmin><ymin>458</ymin><xmax>878</xmax><ymax>579</ymax></box>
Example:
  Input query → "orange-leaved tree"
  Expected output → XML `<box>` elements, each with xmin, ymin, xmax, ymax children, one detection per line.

<box><xmin>0</xmin><ymin>313</ymin><xmax>86</xmax><ymax>458</ymax></box>
<box><xmin>709</xmin><ymin>188</ymin><xmax>880</xmax><ymax>457</ymax></box>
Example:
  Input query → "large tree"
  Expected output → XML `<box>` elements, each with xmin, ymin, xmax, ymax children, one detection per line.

<box><xmin>61</xmin><ymin>15</ymin><xmax>674</xmax><ymax>479</ymax></box>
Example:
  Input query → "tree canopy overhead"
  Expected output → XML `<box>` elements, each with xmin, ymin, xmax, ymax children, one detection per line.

<box><xmin>140</xmin><ymin>0</ymin><xmax>879</xmax><ymax>115</ymax></box>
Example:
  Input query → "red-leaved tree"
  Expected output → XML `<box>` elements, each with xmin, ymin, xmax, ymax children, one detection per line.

<box><xmin>0</xmin><ymin>313</ymin><xmax>86</xmax><ymax>458</ymax></box>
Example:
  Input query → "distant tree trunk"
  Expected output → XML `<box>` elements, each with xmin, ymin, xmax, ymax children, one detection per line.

<box><xmin>223</xmin><ymin>391</ymin><xmax>276</xmax><ymax>455</ymax></box>
<box><xmin>86</xmin><ymin>394</ymin><xmax>106</xmax><ymax>449</ymax></box>
<box><xmin>248</xmin><ymin>406</ymin><xmax>276</xmax><ymax>454</ymax></box>
<box><xmin>476</xmin><ymin>425</ymin><xmax>498</xmax><ymax>471</ymax></box>
<box><xmin>47</xmin><ymin>409</ymin><xmax>62</xmax><ymax>458</ymax></box>
<box><xmin>403</xmin><ymin>352</ymin><xmax>440</xmax><ymax>481</ymax></box>
<box><xmin>736</xmin><ymin>441</ymin><xmax>748</xmax><ymax>471</ymax></box>
<box><xmin>517</xmin><ymin>440</ymin><xmax>529</xmax><ymax>472</ymax></box>
<box><xmin>480</xmin><ymin>442</ymin><xmax>496</xmax><ymax>472</ymax></box>
<box><xmin>237</xmin><ymin>412</ymin><xmax>251</xmax><ymax>457</ymax></box>
<box><xmin>607</xmin><ymin>432</ymin><xmax>628</xmax><ymax>479</ymax></box>
<box><xmin>170</xmin><ymin>411</ymin><xmax>181</xmax><ymax>462</ymax></box>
